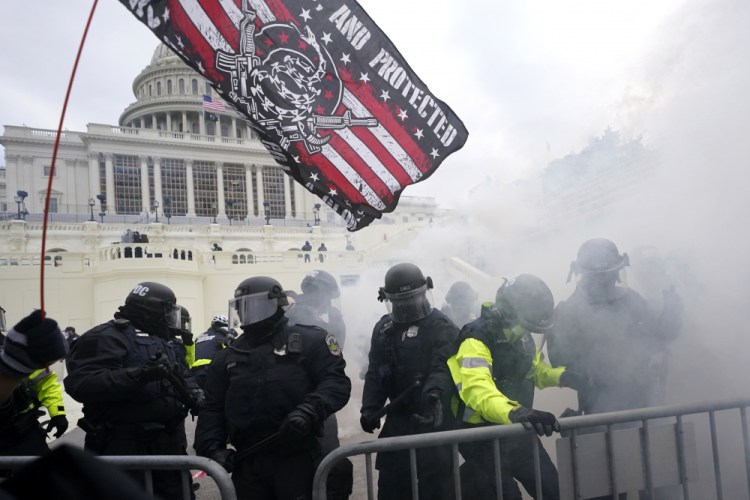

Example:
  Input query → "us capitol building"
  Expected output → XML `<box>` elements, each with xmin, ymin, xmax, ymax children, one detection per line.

<box><xmin>0</xmin><ymin>44</ymin><xmax>470</xmax><ymax>332</ymax></box>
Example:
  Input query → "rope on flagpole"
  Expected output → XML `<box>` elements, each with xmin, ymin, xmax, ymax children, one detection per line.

<box><xmin>40</xmin><ymin>0</ymin><xmax>100</xmax><ymax>317</ymax></box>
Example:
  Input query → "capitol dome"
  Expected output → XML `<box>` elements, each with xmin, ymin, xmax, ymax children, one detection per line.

<box><xmin>118</xmin><ymin>43</ymin><xmax>240</xmax><ymax>138</ymax></box>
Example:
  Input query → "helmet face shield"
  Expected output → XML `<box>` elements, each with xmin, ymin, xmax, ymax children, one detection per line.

<box><xmin>383</xmin><ymin>285</ymin><xmax>433</xmax><ymax>323</ymax></box>
<box><xmin>165</xmin><ymin>304</ymin><xmax>181</xmax><ymax>329</ymax></box>
<box><xmin>229</xmin><ymin>291</ymin><xmax>281</xmax><ymax>328</ymax></box>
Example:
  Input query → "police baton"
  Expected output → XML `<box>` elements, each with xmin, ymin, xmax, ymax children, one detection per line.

<box><xmin>232</xmin><ymin>432</ymin><xmax>282</xmax><ymax>464</ymax></box>
<box><xmin>371</xmin><ymin>379</ymin><xmax>422</xmax><ymax>422</ymax></box>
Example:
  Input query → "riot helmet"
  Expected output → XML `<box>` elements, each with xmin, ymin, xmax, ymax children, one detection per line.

<box><xmin>211</xmin><ymin>314</ymin><xmax>229</xmax><ymax>328</ymax></box>
<box><xmin>569</xmin><ymin>238</ymin><xmax>630</xmax><ymax>298</ymax></box>
<box><xmin>229</xmin><ymin>276</ymin><xmax>288</xmax><ymax>328</ymax></box>
<box><xmin>118</xmin><ymin>282</ymin><xmax>181</xmax><ymax>334</ymax></box>
<box><xmin>301</xmin><ymin>270</ymin><xmax>340</xmax><ymax>299</ymax></box>
<box><xmin>378</xmin><ymin>263</ymin><xmax>434</xmax><ymax>323</ymax></box>
<box><xmin>180</xmin><ymin>306</ymin><xmax>192</xmax><ymax>332</ymax></box>
<box><xmin>495</xmin><ymin>274</ymin><xmax>554</xmax><ymax>334</ymax></box>
<box><xmin>0</xmin><ymin>306</ymin><xmax>6</xmax><ymax>333</ymax></box>
<box><xmin>446</xmin><ymin>281</ymin><xmax>478</xmax><ymax>309</ymax></box>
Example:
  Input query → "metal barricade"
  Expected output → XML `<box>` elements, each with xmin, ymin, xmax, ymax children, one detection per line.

<box><xmin>313</xmin><ymin>397</ymin><xmax>750</xmax><ymax>500</ymax></box>
<box><xmin>0</xmin><ymin>454</ymin><xmax>236</xmax><ymax>500</ymax></box>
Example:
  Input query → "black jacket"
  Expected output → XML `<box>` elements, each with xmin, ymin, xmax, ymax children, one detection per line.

<box><xmin>64</xmin><ymin>320</ymin><xmax>198</xmax><ymax>426</ymax></box>
<box><xmin>548</xmin><ymin>286</ymin><xmax>660</xmax><ymax>414</ymax></box>
<box><xmin>194</xmin><ymin>317</ymin><xmax>351</xmax><ymax>456</ymax></box>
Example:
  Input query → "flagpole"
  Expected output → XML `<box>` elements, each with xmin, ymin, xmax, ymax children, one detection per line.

<box><xmin>40</xmin><ymin>0</ymin><xmax>100</xmax><ymax>315</ymax></box>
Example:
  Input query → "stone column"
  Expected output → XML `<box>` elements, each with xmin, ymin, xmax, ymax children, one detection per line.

<box><xmin>255</xmin><ymin>165</ymin><xmax>265</xmax><ymax>217</ymax></box>
<box><xmin>283</xmin><ymin>171</ymin><xmax>292</xmax><ymax>218</ymax></box>
<box><xmin>139</xmin><ymin>155</ymin><xmax>150</xmax><ymax>215</ymax></box>
<box><xmin>166</xmin><ymin>112</ymin><xmax>172</xmax><ymax>132</ymax></box>
<box><xmin>199</xmin><ymin>111</ymin><xmax>205</xmax><ymax>136</ymax></box>
<box><xmin>88</xmin><ymin>152</ymin><xmax>101</xmax><ymax>198</ymax></box>
<box><xmin>181</xmin><ymin>111</ymin><xmax>187</xmax><ymax>133</ymax></box>
<box><xmin>245</xmin><ymin>163</ymin><xmax>254</xmax><ymax>219</ymax></box>
<box><xmin>186</xmin><ymin>159</ymin><xmax>196</xmax><ymax>217</ymax></box>
<box><xmin>294</xmin><ymin>174</ymin><xmax>305</xmax><ymax>219</ymax></box>
<box><xmin>139</xmin><ymin>117</ymin><xmax>145</xmax><ymax>128</ymax></box>
<box><xmin>216</xmin><ymin>162</ymin><xmax>226</xmax><ymax>216</ymax></box>
<box><xmin>231</xmin><ymin>117</ymin><xmax>238</xmax><ymax>138</ymax></box>
<box><xmin>105</xmin><ymin>153</ymin><xmax>115</xmax><ymax>214</ymax></box>
<box><xmin>153</xmin><ymin>156</ymin><xmax>163</xmax><ymax>209</ymax></box>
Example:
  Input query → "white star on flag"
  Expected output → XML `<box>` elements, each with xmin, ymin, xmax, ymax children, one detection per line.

<box><xmin>380</xmin><ymin>90</ymin><xmax>390</xmax><ymax>102</ymax></box>
<box><xmin>163</xmin><ymin>7</ymin><xmax>170</xmax><ymax>22</ymax></box>
<box><xmin>359</xmin><ymin>73</ymin><xmax>370</xmax><ymax>84</ymax></box>
<box><xmin>430</xmin><ymin>148</ymin><xmax>440</xmax><ymax>159</ymax></box>
<box><xmin>310</xmin><ymin>173</ymin><xmax>319</xmax><ymax>182</ymax></box>
<box><xmin>300</xmin><ymin>9</ymin><xmax>312</xmax><ymax>22</ymax></box>
<box><xmin>321</xmin><ymin>32</ymin><xmax>332</xmax><ymax>44</ymax></box>
<box><xmin>397</xmin><ymin>108</ymin><xmax>408</xmax><ymax>121</ymax></box>
<box><xmin>196</xmin><ymin>61</ymin><xmax>205</xmax><ymax>73</ymax></box>
<box><xmin>414</xmin><ymin>129</ymin><xmax>424</xmax><ymax>140</ymax></box>
<box><xmin>329</xmin><ymin>188</ymin><xmax>338</xmax><ymax>196</ymax></box>
<box><xmin>176</xmin><ymin>35</ymin><xmax>184</xmax><ymax>49</ymax></box>
<box><xmin>340</xmin><ymin>53</ymin><xmax>351</xmax><ymax>65</ymax></box>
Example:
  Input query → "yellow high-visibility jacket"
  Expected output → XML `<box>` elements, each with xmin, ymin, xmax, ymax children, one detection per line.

<box><xmin>25</xmin><ymin>369</ymin><xmax>66</xmax><ymax>418</ymax></box>
<box><xmin>447</xmin><ymin>304</ymin><xmax>565</xmax><ymax>426</ymax></box>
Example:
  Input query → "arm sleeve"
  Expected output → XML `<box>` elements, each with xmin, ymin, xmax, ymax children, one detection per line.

<box><xmin>194</xmin><ymin>352</ymin><xmax>230</xmax><ymax>456</ymax></box>
<box><xmin>527</xmin><ymin>349</ymin><xmax>565</xmax><ymax>389</ymax></box>
<box><xmin>423</xmin><ymin>318</ymin><xmax>460</xmax><ymax>397</ymax></box>
<box><xmin>63</xmin><ymin>329</ymin><xmax>144</xmax><ymax>403</ymax></box>
<box><xmin>30</xmin><ymin>369</ymin><xmax>65</xmax><ymax>417</ymax></box>
<box><xmin>361</xmin><ymin>325</ymin><xmax>389</xmax><ymax>413</ymax></box>
<box><xmin>454</xmin><ymin>338</ymin><xmax>519</xmax><ymax>425</ymax></box>
<box><xmin>303</xmin><ymin>332</ymin><xmax>351</xmax><ymax>419</ymax></box>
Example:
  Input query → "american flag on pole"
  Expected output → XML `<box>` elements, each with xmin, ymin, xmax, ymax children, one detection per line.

<box><xmin>202</xmin><ymin>94</ymin><xmax>226</xmax><ymax>112</ymax></box>
<box><xmin>117</xmin><ymin>0</ymin><xmax>468</xmax><ymax>231</ymax></box>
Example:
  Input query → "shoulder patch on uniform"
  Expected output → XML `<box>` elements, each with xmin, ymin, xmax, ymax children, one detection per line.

<box><xmin>402</xmin><ymin>325</ymin><xmax>419</xmax><ymax>341</ymax></box>
<box><xmin>325</xmin><ymin>334</ymin><xmax>342</xmax><ymax>356</ymax></box>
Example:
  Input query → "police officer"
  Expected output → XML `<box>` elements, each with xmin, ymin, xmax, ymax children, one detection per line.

<box><xmin>287</xmin><ymin>270</ymin><xmax>346</xmax><ymax>348</ymax></box>
<box><xmin>448</xmin><ymin>275</ymin><xmax>585</xmax><ymax>500</ymax></box>
<box><xmin>548</xmin><ymin>238</ymin><xmax>671</xmax><ymax>415</ymax></box>
<box><xmin>194</xmin><ymin>276</ymin><xmax>351</xmax><ymax>500</ymax></box>
<box><xmin>191</xmin><ymin>314</ymin><xmax>234</xmax><ymax>390</ymax></box>
<box><xmin>360</xmin><ymin>263</ymin><xmax>459</xmax><ymax>500</ymax></box>
<box><xmin>287</xmin><ymin>270</ymin><xmax>352</xmax><ymax>499</ymax></box>
<box><xmin>64</xmin><ymin>282</ymin><xmax>203</xmax><ymax>499</ymax></box>
<box><xmin>440</xmin><ymin>281</ymin><xmax>479</xmax><ymax>327</ymax></box>
<box><xmin>0</xmin><ymin>309</ymin><xmax>69</xmax><ymax>459</ymax></box>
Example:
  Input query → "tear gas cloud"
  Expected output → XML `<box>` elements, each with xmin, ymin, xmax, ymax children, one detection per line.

<box><xmin>337</xmin><ymin>0</ymin><xmax>750</xmax><ymax>437</ymax></box>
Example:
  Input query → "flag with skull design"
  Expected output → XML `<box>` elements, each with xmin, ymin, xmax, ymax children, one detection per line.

<box><xmin>118</xmin><ymin>0</ymin><xmax>468</xmax><ymax>231</ymax></box>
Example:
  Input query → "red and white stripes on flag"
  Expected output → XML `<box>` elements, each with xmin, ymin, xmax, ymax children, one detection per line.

<box><xmin>117</xmin><ymin>0</ymin><xmax>468</xmax><ymax>230</ymax></box>
<box><xmin>202</xmin><ymin>94</ymin><xmax>226</xmax><ymax>112</ymax></box>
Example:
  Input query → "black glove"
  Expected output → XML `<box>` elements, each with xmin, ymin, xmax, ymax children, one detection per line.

<box><xmin>42</xmin><ymin>414</ymin><xmax>69</xmax><ymax>438</ymax></box>
<box><xmin>360</xmin><ymin>411</ymin><xmax>381</xmax><ymax>433</ymax></box>
<box><xmin>280</xmin><ymin>402</ymin><xmax>320</xmax><ymax>439</ymax></box>
<box><xmin>208</xmin><ymin>448</ymin><xmax>235</xmax><ymax>473</ymax></box>
<box><xmin>411</xmin><ymin>390</ymin><xmax>444</xmax><ymax>428</ymax></box>
<box><xmin>508</xmin><ymin>406</ymin><xmax>560</xmax><ymax>437</ymax></box>
<box><xmin>0</xmin><ymin>310</ymin><xmax>66</xmax><ymax>378</ymax></box>
<box><xmin>179</xmin><ymin>330</ymin><xmax>194</xmax><ymax>346</ymax></box>
<box><xmin>189</xmin><ymin>388</ymin><xmax>205</xmax><ymax>416</ymax></box>
<box><xmin>131</xmin><ymin>353</ymin><xmax>171</xmax><ymax>384</ymax></box>
<box><xmin>559</xmin><ymin>370</ymin><xmax>589</xmax><ymax>392</ymax></box>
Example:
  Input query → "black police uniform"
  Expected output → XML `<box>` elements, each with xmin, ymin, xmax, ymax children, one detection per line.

<box><xmin>194</xmin><ymin>317</ymin><xmax>350</xmax><ymax>500</ymax></box>
<box><xmin>548</xmin><ymin>287</ymin><xmax>659</xmax><ymax>415</ymax></box>
<box><xmin>456</xmin><ymin>307</ymin><xmax>560</xmax><ymax>500</ymax></box>
<box><xmin>191</xmin><ymin>325</ymin><xmax>233</xmax><ymax>389</ymax></box>
<box><xmin>64</xmin><ymin>319</ymin><xmax>198</xmax><ymax>499</ymax></box>
<box><xmin>361</xmin><ymin>309</ymin><xmax>459</xmax><ymax>500</ymax></box>
<box><xmin>286</xmin><ymin>292</ymin><xmax>352</xmax><ymax>499</ymax></box>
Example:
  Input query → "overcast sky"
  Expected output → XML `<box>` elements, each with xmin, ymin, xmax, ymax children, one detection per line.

<box><xmin>0</xmin><ymin>0</ymin><xmax>720</xmax><ymax>206</ymax></box>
